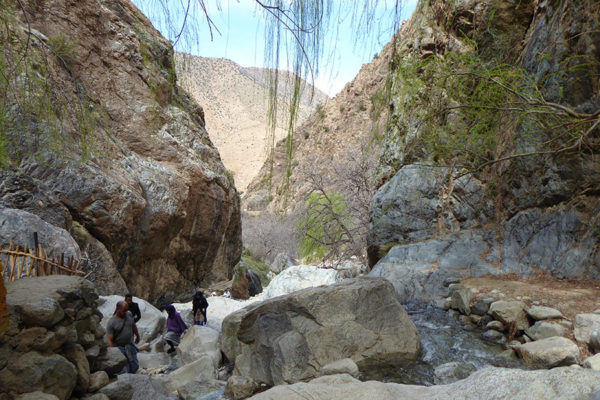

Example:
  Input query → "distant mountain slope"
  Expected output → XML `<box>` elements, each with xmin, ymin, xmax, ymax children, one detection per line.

<box><xmin>244</xmin><ymin>36</ymin><xmax>394</xmax><ymax>212</ymax></box>
<box><xmin>176</xmin><ymin>54</ymin><xmax>328</xmax><ymax>191</ymax></box>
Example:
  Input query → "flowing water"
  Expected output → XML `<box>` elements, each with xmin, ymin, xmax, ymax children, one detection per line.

<box><xmin>359</xmin><ymin>302</ymin><xmax>527</xmax><ymax>385</ymax></box>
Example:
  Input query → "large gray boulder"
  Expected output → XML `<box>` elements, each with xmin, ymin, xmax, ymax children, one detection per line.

<box><xmin>368</xmin><ymin>193</ymin><xmax>600</xmax><ymax>308</ymax></box>
<box><xmin>525</xmin><ymin>321</ymin><xmax>566</xmax><ymax>341</ymax></box>
<box><xmin>222</xmin><ymin>277</ymin><xmax>420</xmax><ymax>386</ymax></box>
<box><xmin>92</xmin><ymin>347</ymin><xmax>127</xmax><ymax>377</ymax></box>
<box><xmin>0</xmin><ymin>352</ymin><xmax>77</xmax><ymax>400</ymax></box>
<box><xmin>247</xmin><ymin>367</ymin><xmax>600</xmax><ymax>399</ymax></box>
<box><xmin>177</xmin><ymin>325</ymin><xmax>221</xmax><ymax>367</ymax></box>
<box><xmin>501</xmin><ymin>206</ymin><xmax>600</xmax><ymax>279</ymax></box>
<box><xmin>517</xmin><ymin>337</ymin><xmax>580</xmax><ymax>369</ymax></box>
<box><xmin>177</xmin><ymin>379</ymin><xmax>225</xmax><ymax>400</ymax></box>
<box><xmin>527</xmin><ymin>306</ymin><xmax>563</xmax><ymax>321</ymax></box>
<box><xmin>161</xmin><ymin>356</ymin><xmax>217</xmax><ymax>392</ymax></box>
<box><xmin>263</xmin><ymin>265</ymin><xmax>342</xmax><ymax>299</ymax></box>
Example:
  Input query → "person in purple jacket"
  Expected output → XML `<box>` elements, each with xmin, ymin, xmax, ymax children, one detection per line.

<box><xmin>164</xmin><ymin>304</ymin><xmax>188</xmax><ymax>353</ymax></box>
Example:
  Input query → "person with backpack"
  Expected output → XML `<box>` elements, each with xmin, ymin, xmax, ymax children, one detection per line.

<box><xmin>106</xmin><ymin>301</ymin><xmax>141</xmax><ymax>373</ymax></box>
<box><xmin>192</xmin><ymin>291</ymin><xmax>209</xmax><ymax>326</ymax></box>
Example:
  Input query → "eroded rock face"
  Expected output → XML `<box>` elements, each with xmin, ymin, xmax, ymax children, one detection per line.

<box><xmin>368</xmin><ymin>166</ymin><xmax>493</xmax><ymax>263</ymax></box>
<box><xmin>5</xmin><ymin>0</ymin><xmax>241</xmax><ymax>306</ymax></box>
<box><xmin>222</xmin><ymin>277</ymin><xmax>420</xmax><ymax>386</ymax></box>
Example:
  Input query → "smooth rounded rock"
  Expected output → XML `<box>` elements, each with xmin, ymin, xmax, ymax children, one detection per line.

<box><xmin>0</xmin><ymin>352</ymin><xmax>77</xmax><ymax>400</ymax></box>
<box><xmin>482</xmin><ymin>329</ymin><xmax>505</xmax><ymax>342</ymax></box>
<box><xmin>263</xmin><ymin>265</ymin><xmax>341</xmax><ymax>299</ymax></box>
<box><xmin>88</xmin><ymin>371</ymin><xmax>109</xmax><ymax>392</ymax></box>
<box><xmin>222</xmin><ymin>277</ymin><xmax>421</xmax><ymax>386</ymax></box>
<box><xmin>583</xmin><ymin>354</ymin><xmax>600</xmax><ymax>370</ymax></box>
<box><xmin>525</xmin><ymin>321</ymin><xmax>566</xmax><ymax>341</ymax></box>
<box><xmin>527</xmin><ymin>306</ymin><xmax>563</xmax><ymax>321</ymax></box>
<box><xmin>486</xmin><ymin>321</ymin><xmax>504</xmax><ymax>331</ymax></box>
<box><xmin>575</xmin><ymin>315</ymin><xmax>600</xmax><ymax>346</ymax></box>
<box><xmin>517</xmin><ymin>336</ymin><xmax>580</xmax><ymax>369</ymax></box>
<box><xmin>489</xmin><ymin>301</ymin><xmax>529</xmax><ymax>330</ymax></box>
<box><xmin>321</xmin><ymin>358</ymin><xmax>359</xmax><ymax>378</ymax></box>
<box><xmin>176</xmin><ymin>325</ymin><xmax>221</xmax><ymax>367</ymax></box>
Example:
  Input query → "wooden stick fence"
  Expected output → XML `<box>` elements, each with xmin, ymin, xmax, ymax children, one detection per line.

<box><xmin>1</xmin><ymin>240</ymin><xmax>84</xmax><ymax>281</ymax></box>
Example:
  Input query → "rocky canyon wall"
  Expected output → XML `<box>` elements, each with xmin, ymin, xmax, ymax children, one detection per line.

<box><xmin>368</xmin><ymin>0</ymin><xmax>600</xmax><ymax>302</ymax></box>
<box><xmin>0</xmin><ymin>0</ymin><xmax>241</xmax><ymax>306</ymax></box>
<box><xmin>244</xmin><ymin>0</ymin><xmax>599</xmax><ymax>300</ymax></box>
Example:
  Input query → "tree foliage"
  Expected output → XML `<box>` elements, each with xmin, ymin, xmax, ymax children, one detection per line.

<box><xmin>298</xmin><ymin>191</ymin><xmax>348</xmax><ymax>261</ymax></box>
<box><xmin>381</xmin><ymin>51</ymin><xmax>600</xmax><ymax>182</ymax></box>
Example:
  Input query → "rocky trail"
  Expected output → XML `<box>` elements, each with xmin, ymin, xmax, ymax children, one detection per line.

<box><xmin>4</xmin><ymin>264</ymin><xmax>600</xmax><ymax>400</ymax></box>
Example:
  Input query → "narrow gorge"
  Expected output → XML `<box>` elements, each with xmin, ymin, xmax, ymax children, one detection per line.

<box><xmin>1</xmin><ymin>0</ymin><xmax>599</xmax><ymax>399</ymax></box>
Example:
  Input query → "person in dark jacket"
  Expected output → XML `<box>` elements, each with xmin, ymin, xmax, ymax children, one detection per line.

<box><xmin>192</xmin><ymin>291</ymin><xmax>209</xmax><ymax>326</ymax></box>
<box><xmin>164</xmin><ymin>304</ymin><xmax>188</xmax><ymax>353</ymax></box>
<box><xmin>124</xmin><ymin>294</ymin><xmax>141</xmax><ymax>323</ymax></box>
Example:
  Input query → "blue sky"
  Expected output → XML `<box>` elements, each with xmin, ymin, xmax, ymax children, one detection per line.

<box><xmin>133</xmin><ymin>1</ymin><xmax>418</xmax><ymax>96</ymax></box>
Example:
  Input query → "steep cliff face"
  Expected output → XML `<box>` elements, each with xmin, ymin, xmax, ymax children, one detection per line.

<box><xmin>368</xmin><ymin>0</ymin><xmax>599</xmax><ymax>302</ymax></box>
<box><xmin>1</xmin><ymin>0</ymin><xmax>241</xmax><ymax>305</ymax></box>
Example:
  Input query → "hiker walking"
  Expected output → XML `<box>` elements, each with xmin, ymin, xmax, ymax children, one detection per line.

<box><xmin>164</xmin><ymin>304</ymin><xmax>188</xmax><ymax>353</ymax></box>
<box><xmin>124</xmin><ymin>293</ymin><xmax>141</xmax><ymax>323</ymax></box>
<box><xmin>106</xmin><ymin>300</ymin><xmax>140</xmax><ymax>373</ymax></box>
<box><xmin>192</xmin><ymin>291</ymin><xmax>209</xmax><ymax>326</ymax></box>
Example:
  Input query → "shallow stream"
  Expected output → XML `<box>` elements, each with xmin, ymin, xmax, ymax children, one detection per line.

<box><xmin>359</xmin><ymin>302</ymin><xmax>527</xmax><ymax>385</ymax></box>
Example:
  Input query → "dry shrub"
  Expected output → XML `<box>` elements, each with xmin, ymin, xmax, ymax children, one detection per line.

<box><xmin>242</xmin><ymin>211</ymin><xmax>300</xmax><ymax>264</ymax></box>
